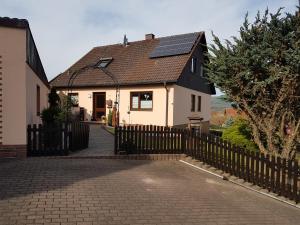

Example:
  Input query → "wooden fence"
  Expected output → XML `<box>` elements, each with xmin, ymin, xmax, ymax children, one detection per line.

<box><xmin>115</xmin><ymin>125</ymin><xmax>300</xmax><ymax>203</ymax></box>
<box><xmin>27</xmin><ymin>122</ymin><xmax>90</xmax><ymax>156</ymax></box>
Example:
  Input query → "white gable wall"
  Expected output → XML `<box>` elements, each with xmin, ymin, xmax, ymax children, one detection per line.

<box><xmin>173</xmin><ymin>84</ymin><xmax>211</xmax><ymax>126</ymax></box>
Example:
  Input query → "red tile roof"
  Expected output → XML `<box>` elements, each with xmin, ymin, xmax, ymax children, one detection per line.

<box><xmin>50</xmin><ymin>32</ymin><xmax>203</xmax><ymax>88</ymax></box>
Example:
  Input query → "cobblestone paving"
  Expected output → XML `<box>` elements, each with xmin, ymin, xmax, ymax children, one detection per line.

<box><xmin>71</xmin><ymin>124</ymin><xmax>114</xmax><ymax>156</ymax></box>
<box><xmin>0</xmin><ymin>158</ymin><xmax>299</xmax><ymax>225</ymax></box>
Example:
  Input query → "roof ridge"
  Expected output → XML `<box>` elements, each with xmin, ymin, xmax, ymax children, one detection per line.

<box><xmin>0</xmin><ymin>16</ymin><xmax>29</xmax><ymax>29</ymax></box>
<box><xmin>92</xmin><ymin>31</ymin><xmax>203</xmax><ymax>49</ymax></box>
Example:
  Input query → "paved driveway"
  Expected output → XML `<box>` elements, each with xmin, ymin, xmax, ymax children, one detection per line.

<box><xmin>0</xmin><ymin>158</ymin><xmax>299</xmax><ymax>225</ymax></box>
<box><xmin>71</xmin><ymin>124</ymin><xmax>114</xmax><ymax>156</ymax></box>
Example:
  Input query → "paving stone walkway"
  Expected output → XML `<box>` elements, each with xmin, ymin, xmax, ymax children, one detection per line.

<box><xmin>71</xmin><ymin>124</ymin><xmax>114</xmax><ymax>156</ymax></box>
<box><xmin>0</xmin><ymin>158</ymin><xmax>299</xmax><ymax>225</ymax></box>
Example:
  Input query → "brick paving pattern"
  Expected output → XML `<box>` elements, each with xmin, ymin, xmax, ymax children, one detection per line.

<box><xmin>71</xmin><ymin>124</ymin><xmax>114</xmax><ymax>156</ymax></box>
<box><xmin>0</xmin><ymin>158</ymin><xmax>299</xmax><ymax>225</ymax></box>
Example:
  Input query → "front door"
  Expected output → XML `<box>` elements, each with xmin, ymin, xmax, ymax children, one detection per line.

<box><xmin>93</xmin><ymin>92</ymin><xmax>106</xmax><ymax>121</ymax></box>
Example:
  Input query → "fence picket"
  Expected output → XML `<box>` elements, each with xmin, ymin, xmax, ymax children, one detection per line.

<box><xmin>293</xmin><ymin>161</ymin><xmax>299</xmax><ymax>203</ymax></box>
<box><xmin>281</xmin><ymin>158</ymin><xmax>286</xmax><ymax>197</ymax></box>
<box><xmin>228</xmin><ymin>142</ymin><xmax>232</xmax><ymax>175</ymax></box>
<box><xmin>287</xmin><ymin>160</ymin><xmax>293</xmax><ymax>199</ymax></box>
<box><xmin>245</xmin><ymin>150</ymin><xmax>250</xmax><ymax>182</ymax></box>
<box><xmin>270</xmin><ymin>155</ymin><xmax>275</xmax><ymax>193</ymax></box>
<box><xmin>250</xmin><ymin>151</ymin><xmax>255</xmax><ymax>183</ymax></box>
<box><xmin>265</xmin><ymin>155</ymin><xmax>270</xmax><ymax>190</ymax></box>
<box><xmin>275</xmin><ymin>157</ymin><xmax>281</xmax><ymax>194</ymax></box>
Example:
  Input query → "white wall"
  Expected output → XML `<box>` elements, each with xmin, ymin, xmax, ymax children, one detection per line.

<box><xmin>63</xmin><ymin>85</ymin><xmax>175</xmax><ymax>126</ymax></box>
<box><xmin>173</xmin><ymin>85</ymin><xmax>211</xmax><ymax>126</ymax></box>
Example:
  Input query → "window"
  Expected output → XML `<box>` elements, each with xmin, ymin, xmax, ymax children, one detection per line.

<box><xmin>97</xmin><ymin>57</ymin><xmax>113</xmax><ymax>68</ymax></box>
<box><xmin>197</xmin><ymin>96</ymin><xmax>202</xmax><ymax>112</ymax></box>
<box><xmin>130</xmin><ymin>92</ymin><xmax>153</xmax><ymax>111</ymax></box>
<box><xmin>199</xmin><ymin>63</ymin><xmax>204</xmax><ymax>76</ymax></box>
<box><xmin>191</xmin><ymin>94</ymin><xmax>195</xmax><ymax>112</ymax></box>
<box><xmin>68</xmin><ymin>93</ymin><xmax>79</xmax><ymax>107</ymax></box>
<box><xmin>191</xmin><ymin>57</ymin><xmax>197</xmax><ymax>73</ymax></box>
<box><xmin>36</xmin><ymin>85</ymin><xmax>40</xmax><ymax>116</ymax></box>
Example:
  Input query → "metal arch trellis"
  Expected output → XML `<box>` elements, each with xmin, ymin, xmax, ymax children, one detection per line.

<box><xmin>66</xmin><ymin>63</ymin><xmax>120</xmax><ymax>126</ymax></box>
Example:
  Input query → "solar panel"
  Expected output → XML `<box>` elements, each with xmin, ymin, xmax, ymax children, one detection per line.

<box><xmin>149</xmin><ymin>33</ymin><xmax>199</xmax><ymax>58</ymax></box>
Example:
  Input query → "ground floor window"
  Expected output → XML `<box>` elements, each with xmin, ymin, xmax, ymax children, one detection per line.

<box><xmin>68</xmin><ymin>93</ymin><xmax>79</xmax><ymax>107</ymax></box>
<box><xmin>191</xmin><ymin>94</ymin><xmax>195</xmax><ymax>112</ymax></box>
<box><xmin>130</xmin><ymin>91</ymin><xmax>153</xmax><ymax>111</ymax></box>
<box><xmin>198</xmin><ymin>96</ymin><xmax>202</xmax><ymax>112</ymax></box>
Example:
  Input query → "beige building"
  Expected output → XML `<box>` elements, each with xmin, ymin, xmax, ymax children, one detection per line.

<box><xmin>51</xmin><ymin>32</ymin><xmax>215</xmax><ymax>130</ymax></box>
<box><xmin>0</xmin><ymin>17</ymin><xmax>49</xmax><ymax>158</ymax></box>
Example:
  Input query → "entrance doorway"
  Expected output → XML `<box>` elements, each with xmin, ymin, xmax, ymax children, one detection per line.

<box><xmin>93</xmin><ymin>92</ymin><xmax>106</xmax><ymax>121</ymax></box>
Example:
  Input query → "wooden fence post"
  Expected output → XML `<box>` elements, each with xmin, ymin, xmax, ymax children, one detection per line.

<box><xmin>275</xmin><ymin>156</ymin><xmax>281</xmax><ymax>195</ymax></box>
<box><xmin>181</xmin><ymin>130</ymin><xmax>186</xmax><ymax>154</ymax></box>
<box><xmin>114</xmin><ymin>126</ymin><xmax>118</xmax><ymax>155</ymax></box>
<box><xmin>293</xmin><ymin>161</ymin><xmax>299</xmax><ymax>203</ymax></box>
<box><xmin>64</xmin><ymin>123</ymin><xmax>70</xmax><ymax>155</ymax></box>
<box><xmin>281</xmin><ymin>158</ymin><xmax>286</xmax><ymax>197</ymax></box>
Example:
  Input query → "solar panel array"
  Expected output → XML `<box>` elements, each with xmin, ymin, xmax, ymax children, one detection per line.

<box><xmin>149</xmin><ymin>33</ymin><xmax>199</xmax><ymax>58</ymax></box>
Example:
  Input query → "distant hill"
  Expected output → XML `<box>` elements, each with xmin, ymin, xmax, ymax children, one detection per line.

<box><xmin>211</xmin><ymin>95</ymin><xmax>232</xmax><ymax>112</ymax></box>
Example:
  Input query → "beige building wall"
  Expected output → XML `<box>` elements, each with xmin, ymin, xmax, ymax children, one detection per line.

<box><xmin>0</xmin><ymin>26</ymin><xmax>49</xmax><ymax>147</ymax></box>
<box><xmin>0</xmin><ymin>27</ymin><xmax>27</xmax><ymax>145</ymax></box>
<box><xmin>64</xmin><ymin>85</ymin><xmax>175</xmax><ymax>126</ymax></box>
<box><xmin>173</xmin><ymin>85</ymin><xmax>211</xmax><ymax>127</ymax></box>
<box><xmin>26</xmin><ymin>65</ymin><xmax>49</xmax><ymax>125</ymax></box>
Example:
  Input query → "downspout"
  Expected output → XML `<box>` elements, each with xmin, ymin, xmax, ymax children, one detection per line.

<box><xmin>164</xmin><ymin>81</ymin><xmax>169</xmax><ymax>127</ymax></box>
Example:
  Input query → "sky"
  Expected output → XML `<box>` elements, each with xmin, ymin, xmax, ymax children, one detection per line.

<box><xmin>0</xmin><ymin>0</ymin><xmax>298</xmax><ymax>95</ymax></box>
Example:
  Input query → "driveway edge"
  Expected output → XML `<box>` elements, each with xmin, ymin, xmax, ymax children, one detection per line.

<box><xmin>179</xmin><ymin>159</ymin><xmax>300</xmax><ymax>209</ymax></box>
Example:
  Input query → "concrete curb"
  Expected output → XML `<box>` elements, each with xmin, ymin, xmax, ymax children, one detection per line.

<box><xmin>48</xmin><ymin>154</ymin><xmax>186</xmax><ymax>161</ymax></box>
<box><xmin>179</xmin><ymin>159</ymin><xmax>300</xmax><ymax>209</ymax></box>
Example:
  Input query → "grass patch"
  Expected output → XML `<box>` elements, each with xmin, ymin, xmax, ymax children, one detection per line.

<box><xmin>104</xmin><ymin>126</ymin><xmax>115</xmax><ymax>135</ymax></box>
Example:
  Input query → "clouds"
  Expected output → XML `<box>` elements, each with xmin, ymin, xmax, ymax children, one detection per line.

<box><xmin>0</xmin><ymin>0</ymin><xmax>298</xmax><ymax>80</ymax></box>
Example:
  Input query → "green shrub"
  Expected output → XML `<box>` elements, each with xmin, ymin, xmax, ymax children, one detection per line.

<box><xmin>41</xmin><ymin>107</ymin><xmax>61</xmax><ymax>125</ymax></box>
<box><xmin>107</xmin><ymin>110</ymin><xmax>112</xmax><ymax>126</ymax></box>
<box><xmin>222</xmin><ymin>118</ymin><xmax>258</xmax><ymax>152</ymax></box>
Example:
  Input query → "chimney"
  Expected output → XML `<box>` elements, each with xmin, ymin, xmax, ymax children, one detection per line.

<box><xmin>145</xmin><ymin>33</ymin><xmax>155</xmax><ymax>40</ymax></box>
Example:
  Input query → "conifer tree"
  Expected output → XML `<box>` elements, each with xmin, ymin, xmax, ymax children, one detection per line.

<box><xmin>207</xmin><ymin>8</ymin><xmax>300</xmax><ymax>159</ymax></box>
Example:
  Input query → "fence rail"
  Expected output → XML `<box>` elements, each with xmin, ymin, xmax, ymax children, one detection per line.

<box><xmin>27</xmin><ymin>122</ymin><xmax>89</xmax><ymax>156</ymax></box>
<box><xmin>115</xmin><ymin>125</ymin><xmax>300</xmax><ymax>203</ymax></box>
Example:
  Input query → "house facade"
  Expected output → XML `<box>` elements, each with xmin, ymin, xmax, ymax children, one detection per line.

<box><xmin>0</xmin><ymin>17</ymin><xmax>49</xmax><ymax>158</ymax></box>
<box><xmin>51</xmin><ymin>32</ymin><xmax>215</xmax><ymax>131</ymax></box>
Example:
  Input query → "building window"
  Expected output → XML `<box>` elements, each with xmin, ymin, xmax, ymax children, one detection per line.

<box><xmin>191</xmin><ymin>57</ymin><xmax>197</xmax><ymax>73</ymax></box>
<box><xmin>97</xmin><ymin>57</ymin><xmax>113</xmax><ymax>68</ymax></box>
<box><xmin>198</xmin><ymin>96</ymin><xmax>202</xmax><ymax>112</ymax></box>
<box><xmin>36</xmin><ymin>85</ymin><xmax>40</xmax><ymax>116</ymax></box>
<box><xmin>68</xmin><ymin>93</ymin><xmax>79</xmax><ymax>107</ymax></box>
<box><xmin>130</xmin><ymin>91</ymin><xmax>153</xmax><ymax>111</ymax></box>
<box><xmin>191</xmin><ymin>94</ymin><xmax>195</xmax><ymax>112</ymax></box>
<box><xmin>200</xmin><ymin>63</ymin><xmax>204</xmax><ymax>76</ymax></box>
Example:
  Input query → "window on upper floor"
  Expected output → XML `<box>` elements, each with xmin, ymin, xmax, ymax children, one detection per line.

<box><xmin>199</xmin><ymin>63</ymin><xmax>204</xmax><ymax>77</ymax></box>
<box><xmin>191</xmin><ymin>57</ymin><xmax>197</xmax><ymax>73</ymax></box>
<box><xmin>36</xmin><ymin>85</ymin><xmax>40</xmax><ymax>116</ymax></box>
<box><xmin>97</xmin><ymin>57</ymin><xmax>113</xmax><ymax>68</ymax></box>
<box><xmin>130</xmin><ymin>91</ymin><xmax>153</xmax><ymax>111</ymax></box>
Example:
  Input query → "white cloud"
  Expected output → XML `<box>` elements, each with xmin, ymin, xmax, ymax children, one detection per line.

<box><xmin>0</xmin><ymin>0</ymin><xmax>298</xmax><ymax>80</ymax></box>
